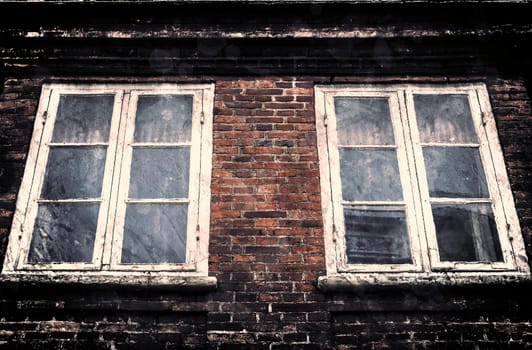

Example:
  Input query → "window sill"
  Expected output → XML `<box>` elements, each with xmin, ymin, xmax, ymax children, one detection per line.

<box><xmin>317</xmin><ymin>272</ymin><xmax>532</xmax><ymax>293</ymax></box>
<box><xmin>0</xmin><ymin>272</ymin><xmax>217</xmax><ymax>292</ymax></box>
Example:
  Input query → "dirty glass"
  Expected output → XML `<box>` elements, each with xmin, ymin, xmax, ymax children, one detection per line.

<box><xmin>128</xmin><ymin>147</ymin><xmax>190</xmax><ymax>199</ymax></box>
<box><xmin>414</xmin><ymin>94</ymin><xmax>478</xmax><ymax>144</ymax></box>
<box><xmin>52</xmin><ymin>95</ymin><xmax>114</xmax><ymax>143</ymax></box>
<box><xmin>40</xmin><ymin>147</ymin><xmax>107</xmax><ymax>199</ymax></box>
<box><xmin>339</xmin><ymin>149</ymin><xmax>403</xmax><ymax>201</ymax></box>
<box><xmin>134</xmin><ymin>95</ymin><xmax>193</xmax><ymax>143</ymax></box>
<box><xmin>423</xmin><ymin>147</ymin><xmax>489</xmax><ymax>198</ymax></box>
<box><xmin>28</xmin><ymin>203</ymin><xmax>99</xmax><ymax>263</ymax></box>
<box><xmin>432</xmin><ymin>203</ymin><xmax>503</xmax><ymax>262</ymax></box>
<box><xmin>334</xmin><ymin>97</ymin><xmax>395</xmax><ymax>145</ymax></box>
<box><xmin>121</xmin><ymin>203</ymin><xmax>188</xmax><ymax>264</ymax></box>
<box><xmin>344</xmin><ymin>206</ymin><xmax>411</xmax><ymax>264</ymax></box>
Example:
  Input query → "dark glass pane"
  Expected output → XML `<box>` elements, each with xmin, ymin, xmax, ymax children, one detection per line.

<box><xmin>334</xmin><ymin>97</ymin><xmax>395</xmax><ymax>145</ymax></box>
<box><xmin>344</xmin><ymin>206</ymin><xmax>412</xmax><ymax>264</ymax></box>
<box><xmin>129</xmin><ymin>147</ymin><xmax>190</xmax><ymax>199</ymax></box>
<box><xmin>414</xmin><ymin>94</ymin><xmax>477</xmax><ymax>143</ymax></box>
<box><xmin>134</xmin><ymin>95</ymin><xmax>193</xmax><ymax>143</ymax></box>
<box><xmin>433</xmin><ymin>204</ymin><xmax>503</xmax><ymax>263</ymax></box>
<box><xmin>339</xmin><ymin>149</ymin><xmax>403</xmax><ymax>201</ymax></box>
<box><xmin>28</xmin><ymin>203</ymin><xmax>99</xmax><ymax>263</ymax></box>
<box><xmin>121</xmin><ymin>203</ymin><xmax>188</xmax><ymax>264</ymax></box>
<box><xmin>423</xmin><ymin>147</ymin><xmax>489</xmax><ymax>198</ymax></box>
<box><xmin>41</xmin><ymin>147</ymin><xmax>106</xmax><ymax>199</ymax></box>
<box><xmin>52</xmin><ymin>94</ymin><xmax>114</xmax><ymax>143</ymax></box>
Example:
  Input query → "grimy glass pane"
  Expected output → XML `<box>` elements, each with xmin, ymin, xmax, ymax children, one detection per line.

<box><xmin>28</xmin><ymin>203</ymin><xmax>99</xmax><ymax>263</ymax></box>
<box><xmin>344</xmin><ymin>206</ymin><xmax>412</xmax><ymax>264</ymax></box>
<box><xmin>334</xmin><ymin>97</ymin><xmax>395</xmax><ymax>145</ymax></box>
<box><xmin>414</xmin><ymin>94</ymin><xmax>478</xmax><ymax>144</ymax></box>
<box><xmin>134</xmin><ymin>95</ymin><xmax>193</xmax><ymax>143</ymax></box>
<box><xmin>41</xmin><ymin>147</ymin><xmax>106</xmax><ymax>199</ymax></box>
<box><xmin>129</xmin><ymin>147</ymin><xmax>190</xmax><ymax>199</ymax></box>
<box><xmin>433</xmin><ymin>203</ymin><xmax>503</xmax><ymax>262</ymax></box>
<box><xmin>339</xmin><ymin>149</ymin><xmax>403</xmax><ymax>201</ymax></box>
<box><xmin>423</xmin><ymin>147</ymin><xmax>489</xmax><ymax>198</ymax></box>
<box><xmin>52</xmin><ymin>94</ymin><xmax>114</xmax><ymax>143</ymax></box>
<box><xmin>121</xmin><ymin>203</ymin><xmax>188</xmax><ymax>264</ymax></box>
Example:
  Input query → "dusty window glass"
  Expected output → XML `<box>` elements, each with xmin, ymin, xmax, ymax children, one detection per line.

<box><xmin>52</xmin><ymin>95</ymin><xmax>114</xmax><ymax>143</ymax></box>
<box><xmin>335</xmin><ymin>97</ymin><xmax>395</xmax><ymax>145</ymax></box>
<box><xmin>339</xmin><ymin>149</ymin><xmax>403</xmax><ymax>202</ymax></box>
<box><xmin>28</xmin><ymin>203</ymin><xmax>99</xmax><ymax>263</ymax></box>
<box><xmin>118</xmin><ymin>92</ymin><xmax>196</xmax><ymax>267</ymax></box>
<box><xmin>134</xmin><ymin>95</ymin><xmax>193</xmax><ymax>143</ymax></box>
<box><xmin>344</xmin><ymin>206</ymin><xmax>411</xmax><ymax>264</ymax></box>
<box><xmin>432</xmin><ymin>204</ymin><xmax>503</xmax><ymax>262</ymax></box>
<box><xmin>414</xmin><ymin>94</ymin><xmax>477</xmax><ymax>144</ymax></box>
<box><xmin>423</xmin><ymin>147</ymin><xmax>489</xmax><ymax>199</ymax></box>
<box><xmin>333</xmin><ymin>95</ymin><xmax>412</xmax><ymax>267</ymax></box>
<box><xmin>41</xmin><ymin>147</ymin><xmax>107</xmax><ymax>199</ymax></box>
<box><xmin>128</xmin><ymin>148</ymin><xmax>190</xmax><ymax>199</ymax></box>
<box><xmin>27</xmin><ymin>93</ymin><xmax>113</xmax><ymax>264</ymax></box>
<box><xmin>122</xmin><ymin>203</ymin><xmax>188</xmax><ymax>264</ymax></box>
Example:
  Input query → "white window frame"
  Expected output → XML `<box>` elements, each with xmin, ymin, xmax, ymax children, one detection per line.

<box><xmin>315</xmin><ymin>83</ymin><xmax>530</xmax><ymax>279</ymax></box>
<box><xmin>2</xmin><ymin>83</ymin><xmax>214</xmax><ymax>281</ymax></box>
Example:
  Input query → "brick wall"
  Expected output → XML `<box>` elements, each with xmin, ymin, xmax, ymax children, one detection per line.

<box><xmin>0</xmin><ymin>74</ymin><xmax>531</xmax><ymax>349</ymax></box>
<box><xmin>208</xmin><ymin>78</ymin><xmax>328</xmax><ymax>348</ymax></box>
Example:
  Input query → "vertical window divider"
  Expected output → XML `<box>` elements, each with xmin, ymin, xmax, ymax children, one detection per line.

<box><xmin>91</xmin><ymin>90</ymin><xmax>126</xmax><ymax>270</ymax></box>
<box><xmin>396</xmin><ymin>88</ymin><xmax>427</xmax><ymax>272</ymax></box>
<box><xmin>101</xmin><ymin>91</ymin><xmax>130</xmax><ymax>270</ymax></box>
<box><xmin>109</xmin><ymin>90</ymin><xmax>139</xmax><ymax>270</ymax></box>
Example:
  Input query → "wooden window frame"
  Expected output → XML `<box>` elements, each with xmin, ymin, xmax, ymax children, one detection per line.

<box><xmin>2</xmin><ymin>83</ymin><xmax>214</xmax><ymax>281</ymax></box>
<box><xmin>315</xmin><ymin>83</ymin><xmax>530</xmax><ymax>278</ymax></box>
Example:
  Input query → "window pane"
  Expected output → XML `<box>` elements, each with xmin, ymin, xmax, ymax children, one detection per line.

<box><xmin>344</xmin><ymin>206</ymin><xmax>412</xmax><ymax>264</ymax></box>
<box><xmin>134</xmin><ymin>95</ymin><xmax>193</xmax><ymax>143</ymax></box>
<box><xmin>41</xmin><ymin>147</ymin><xmax>106</xmax><ymax>199</ymax></box>
<box><xmin>28</xmin><ymin>203</ymin><xmax>98</xmax><ymax>263</ymax></box>
<box><xmin>339</xmin><ymin>149</ymin><xmax>403</xmax><ymax>201</ymax></box>
<box><xmin>433</xmin><ymin>203</ymin><xmax>503</xmax><ymax>262</ymax></box>
<box><xmin>52</xmin><ymin>95</ymin><xmax>114</xmax><ymax>143</ymax></box>
<box><xmin>414</xmin><ymin>94</ymin><xmax>477</xmax><ymax>144</ymax></box>
<box><xmin>121</xmin><ymin>203</ymin><xmax>188</xmax><ymax>264</ymax></box>
<box><xmin>423</xmin><ymin>147</ymin><xmax>489</xmax><ymax>198</ymax></box>
<box><xmin>128</xmin><ymin>147</ymin><xmax>190</xmax><ymax>199</ymax></box>
<box><xmin>334</xmin><ymin>97</ymin><xmax>395</xmax><ymax>145</ymax></box>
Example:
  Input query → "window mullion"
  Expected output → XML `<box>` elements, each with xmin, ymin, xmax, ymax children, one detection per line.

<box><xmin>101</xmin><ymin>91</ymin><xmax>131</xmax><ymax>269</ymax></box>
<box><xmin>389</xmin><ymin>89</ymin><xmax>425</xmax><ymax>272</ymax></box>
<box><xmin>401</xmin><ymin>88</ymin><xmax>439</xmax><ymax>271</ymax></box>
